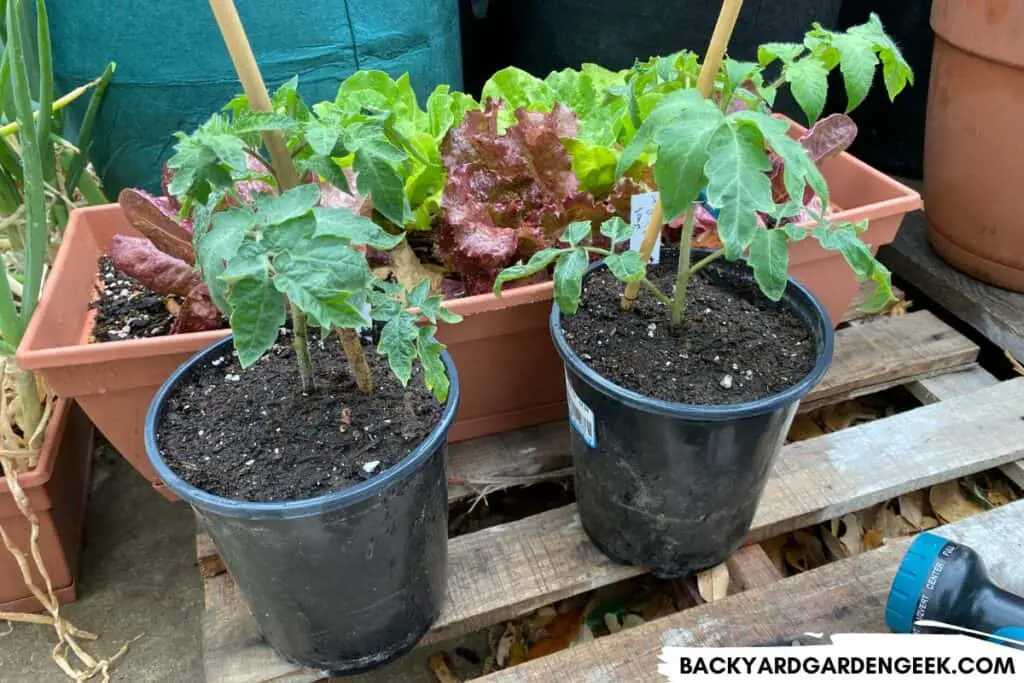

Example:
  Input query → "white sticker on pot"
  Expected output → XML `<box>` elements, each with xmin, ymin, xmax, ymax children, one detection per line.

<box><xmin>630</xmin><ymin>191</ymin><xmax>661</xmax><ymax>265</ymax></box>
<box><xmin>565</xmin><ymin>372</ymin><xmax>596</xmax><ymax>448</ymax></box>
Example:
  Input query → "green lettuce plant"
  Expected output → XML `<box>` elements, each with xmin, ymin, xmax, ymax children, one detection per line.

<box><xmin>494</xmin><ymin>15</ymin><xmax>911</xmax><ymax>329</ymax></box>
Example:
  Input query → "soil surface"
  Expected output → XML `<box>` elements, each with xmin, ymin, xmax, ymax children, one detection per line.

<box><xmin>91</xmin><ymin>256</ymin><xmax>179</xmax><ymax>342</ymax></box>
<box><xmin>156</xmin><ymin>332</ymin><xmax>445</xmax><ymax>502</ymax></box>
<box><xmin>561</xmin><ymin>249</ymin><xmax>818</xmax><ymax>405</ymax></box>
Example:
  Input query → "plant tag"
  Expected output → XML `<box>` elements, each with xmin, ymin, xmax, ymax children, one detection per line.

<box><xmin>565</xmin><ymin>371</ymin><xmax>596</xmax><ymax>448</ymax></box>
<box><xmin>630</xmin><ymin>191</ymin><xmax>661</xmax><ymax>265</ymax></box>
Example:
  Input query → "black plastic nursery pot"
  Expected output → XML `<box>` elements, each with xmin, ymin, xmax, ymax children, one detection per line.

<box><xmin>552</xmin><ymin>261</ymin><xmax>834</xmax><ymax>578</ymax></box>
<box><xmin>144</xmin><ymin>336</ymin><xmax>459</xmax><ymax>675</ymax></box>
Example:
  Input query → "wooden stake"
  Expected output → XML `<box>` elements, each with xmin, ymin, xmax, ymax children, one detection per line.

<box><xmin>207</xmin><ymin>0</ymin><xmax>301</xmax><ymax>191</ymax></box>
<box><xmin>620</xmin><ymin>0</ymin><xmax>744</xmax><ymax>310</ymax></box>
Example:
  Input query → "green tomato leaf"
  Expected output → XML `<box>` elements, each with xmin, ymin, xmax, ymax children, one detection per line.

<box><xmin>757</xmin><ymin>42</ymin><xmax>805</xmax><ymax>66</ymax></box>
<box><xmin>305</xmin><ymin>120</ymin><xmax>341</xmax><ymax>156</ymax></box>
<box><xmin>297</xmin><ymin>154</ymin><xmax>351</xmax><ymax>194</ymax></box>
<box><xmin>604</xmin><ymin>251</ymin><xmax>645</xmax><ymax>283</ymax></box>
<box><xmin>227</xmin><ymin>274</ymin><xmax>287</xmax><ymax>368</ymax></box>
<box><xmin>747</xmin><ymin>228</ymin><xmax>790</xmax><ymax>301</ymax></box>
<box><xmin>220</xmin><ymin>240</ymin><xmax>269</xmax><ymax>282</ymax></box>
<box><xmin>312</xmin><ymin>207</ymin><xmax>403</xmax><ymax>250</ymax></box>
<box><xmin>561</xmin><ymin>220</ymin><xmax>592</xmax><ymax>247</ymax></box>
<box><xmin>378</xmin><ymin>312</ymin><xmax>418</xmax><ymax>386</ymax></box>
<box><xmin>553</xmin><ymin>248</ymin><xmax>589</xmax><ymax>315</ymax></box>
<box><xmin>407</xmin><ymin>278</ymin><xmax>431</xmax><ymax>307</ymax></box>
<box><xmin>599</xmin><ymin>216</ymin><xmax>632</xmax><ymax>246</ymax></box>
<box><xmin>704</xmin><ymin>121</ymin><xmax>775</xmax><ymax>259</ymax></box>
<box><xmin>862</xmin><ymin>265</ymin><xmax>896</xmax><ymax>312</ymax></box>
<box><xmin>353</xmin><ymin>143</ymin><xmax>410</xmax><ymax>226</ymax></box>
<box><xmin>833</xmin><ymin>34</ymin><xmax>878</xmax><ymax>112</ymax></box>
<box><xmin>272</xmin><ymin>237</ymin><xmax>373</xmax><ymax>329</ymax></box>
<box><xmin>416</xmin><ymin>325</ymin><xmax>450</xmax><ymax>402</ymax></box>
<box><xmin>652</xmin><ymin>96</ymin><xmax>725</xmax><ymax>220</ymax></box>
<box><xmin>849</xmin><ymin>12</ymin><xmax>914</xmax><ymax>100</ymax></box>
<box><xmin>785</xmin><ymin>58</ymin><xmax>829</xmax><ymax>123</ymax></box>
<box><xmin>735</xmin><ymin>110</ymin><xmax>829</xmax><ymax>211</ymax></box>
<box><xmin>783</xmin><ymin>223</ymin><xmax>809</xmax><ymax>241</ymax></box>
<box><xmin>195</xmin><ymin>208</ymin><xmax>254</xmax><ymax>313</ymax></box>
<box><xmin>254</xmin><ymin>184</ymin><xmax>321</xmax><ymax>226</ymax></box>
<box><xmin>811</xmin><ymin>223</ymin><xmax>874</xmax><ymax>279</ymax></box>
<box><xmin>233</xmin><ymin>112</ymin><xmax>297</xmax><ymax>135</ymax></box>
<box><xmin>493</xmin><ymin>248</ymin><xmax>562</xmax><ymax>296</ymax></box>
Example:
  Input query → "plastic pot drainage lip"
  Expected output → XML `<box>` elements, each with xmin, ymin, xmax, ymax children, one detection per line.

<box><xmin>144</xmin><ymin>335</ymin><xmax>460</xmax><ymax>518</ymax></box>
<box><xmin>551</xmin><ymin>259</ymin><xmax>835</xmax><ymax>577</ymax></box>
<box><xmin>144</xmin><ymin>335</ymin><xmax>460</xmax><ymax>673</ymax></box>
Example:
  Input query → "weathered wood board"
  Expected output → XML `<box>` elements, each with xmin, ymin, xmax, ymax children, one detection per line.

<box><xmin>479</xmin><ymin>500</ymin><xmax>1024</xmax><ymax>682</ymax></box>
<box><xmin>880</xmin><ymin>212</ymin><xmax>1024</xmax><ymax>361</ymax></box>
<box><xmin>201</xmin><ymin>377</ymin><xmax>1024</xmax><ymax>681</ymax></box>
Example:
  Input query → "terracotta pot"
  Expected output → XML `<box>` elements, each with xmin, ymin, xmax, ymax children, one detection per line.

<box><xmin>17</xmin><ymin>133</ymin><xmax>918</xmax><ymax>493</ymax></box>
<box><xmin>14</xmin><ymin>207</ymin><xmax>564</xmax><ymax>495</ymax></box>
<box><xmin>924</xmin><ymin>0</ymin><xmax>1024</xmax><ymax>291</ymax></box>
<box><xmin>0</xmin><ymin>399</ymin><xmax>94</xmax><ymax>612</ymax></box>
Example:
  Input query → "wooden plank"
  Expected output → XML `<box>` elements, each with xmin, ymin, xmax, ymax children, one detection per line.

<box><xmin>432</xmin><ymin>377</ymin><xmax>1024</xmax><ymax>642</ymax></box>
<box><xmin>880</xmin><ymin>212</ymin><xmax>1024</xmax><ymax>360</ymax></box>
<box><xmin>201</xmin><ymin>378</ymin><xmax>1024</xmax><ymax>680</ymax></box>
<box><xmin>443</xmin><ymin>310</ymin><xmax>977</xmax><ymax>503</ymax></box>
<box><xmin>908</xmin><ymin>367</ymin><xmax>1024</xmax><ymax>494</ymax></box>
<box><xmin>795</xmin><ymin>310</ymin><xmax>977</xmax><ymax>412</ymax></box>
<box><xmin>479</xmin><ymin>500</ymin><xmax>1024</xmax><ymax>682</ymax></box>
<box><xmin>725</xmin><ymin>545</ymin><xmax>784</xmax><ymax>591</ymax></box>
<box><xmin>447</xmin><ymin>421</ymin><xmax>570</xmax><ymax>503</ymax></box>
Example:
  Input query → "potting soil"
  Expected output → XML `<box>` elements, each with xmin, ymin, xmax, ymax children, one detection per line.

<box><xmin>561</xmin><ymin>250</ymin><xmax>817</xmax><ymax>405</ymax></box>
<box><xmin>91</xmin><ymin>256</ymin><xmax>180</xmax><ymax>342</ymax></box>
<box><xmin>156</xmin><ymin>332</ymin><xmax>443</xmax><ymax>502</ymax></box>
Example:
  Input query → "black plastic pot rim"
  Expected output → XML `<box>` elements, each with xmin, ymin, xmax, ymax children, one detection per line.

<box><xmin>144</xmin><ymin>335</ymin><xmax>460</xmax><ymax>521</ymax></box>
<box><xmin>551</xmin><ymin>260</ymin><xmax>835</xmax><ymax>422</ymax></box>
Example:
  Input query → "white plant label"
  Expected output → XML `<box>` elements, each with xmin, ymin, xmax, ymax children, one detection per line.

<box><xmin>630</xmin><ymin>191</ymin><xmax>661</xmax><ymax>265</ymax></box>
<box><xmin>565</xmin><ymin>372</ymin><xmax>596</xmax><ymax>448</ymax></box>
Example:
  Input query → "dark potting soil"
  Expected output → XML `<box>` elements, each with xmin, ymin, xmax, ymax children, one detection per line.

<box><xmin>90</xmin><ymin>256</ymin><xmax>180</xmax><ymax>342</ymax></box>
<box><xmin>561</xmin><ymin>250</ymin><xmax>817</xmax><ymax>405</ymax></box>
<box><xmin>156</xmin><ymin>332</ymin><xmax>444</xmax><ymax>502</ymax></box>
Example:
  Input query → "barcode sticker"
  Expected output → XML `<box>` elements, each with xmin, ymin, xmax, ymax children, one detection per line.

<box><xmin>630</xmin><ymin>191</ymin><xmax>661</xmax><ymax>264</ymax></box>
<box><xmin>565</xmin><ymin>372</ymin><xmax>596</xmax><ymax>448</ymax></box>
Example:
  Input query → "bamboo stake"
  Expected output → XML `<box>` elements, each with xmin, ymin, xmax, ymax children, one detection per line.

<box><xmin>207</xmin><ymin>0</ymin><xmax>301</xmax><ymax>191</ymax></box>
<box><xmin>620</xmin><ymin>0</ymin><xmax>744</xmax><ymax>310</ymax></box>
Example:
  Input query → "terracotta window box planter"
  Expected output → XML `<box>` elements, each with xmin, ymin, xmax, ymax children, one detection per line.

<box><xmin>16</xmin><ymin>129</ymin><xmax>918</xmax><ymax>498</ymax></box>
<box><xmin>1</xmin><ymin>399</ymin><xmax>94</xmax><ymax>612</ymax></box>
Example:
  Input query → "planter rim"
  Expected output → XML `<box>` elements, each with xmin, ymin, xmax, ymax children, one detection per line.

<box><xmin>144</xmin><ymin>335</ymin><xmax>460</xmax><ymax>520</ymax></box>
<box><xmin>551</xmin><ymin>258</ymin><xmax>835</xmax><ymax>421</ymax></box>
<box><xmin>0</xmin><ymin>396</ymin><xmax>69</xmax><ymax>497</ymax></box>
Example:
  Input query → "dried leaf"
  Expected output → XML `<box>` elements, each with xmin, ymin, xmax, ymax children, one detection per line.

<box><xmin>898</xmin><ymin>491</ymin><xmax>926</xmax><ymax>529</ymax></box>
<box><xmin>622</xmin><ymin>614</ymin><xmax>646</xmax><ymax>630</ymax></box>
<box><xmin>572</xmin><ymin>624</ymin><xmax>595</xmax><ymax>646</ymax></box>
<box><xmin>875</xmin><ymin>502</ymin><xmax>918</xmax><ymax>540</ymax></box>
<box><xmin>863</xmin><ymin>528</ymin><xmax>885</xmax><ymax>550</ymax></box>
<box><xmin>929</xmin><ymin>481</ymin><xmax>985</xmax><ymax>524</ymax></box>
<box><xmin>820</xmin><ymin>400</ymin><xmax>882</xmax><ymax>432</ymax></box>
<box><xmin>526</xmin><ymin>607</ymin><xmax>585</xmax><ymax>661</ymax></box>
<box><xmin>428</xmin><ymin>653</ymin><xmax>460</xmax><ymax>683</ymax></box>
<box><xmin>820</xmin><ymin>526</ymin><xmax>847</xmax><ymax>561</ymax></box>
<box><xmin>696</xmin><ymin>562</ymin><xmax>730</xmax><ymax>602</ymax></box>
<box><xmin>920</xmin><ymin>516</ymin><xmax>939</xmax><ymax>530</ymax></box>
<box><xmin>837</xmin><ymin>513</ymin><xmax>865</xmax><ymax>556</ymax></box>
<box><xmin>603</xmin><ymin>612</ymin><xmax>622</xmax><ymax>634</ymax></box>
<box><xmin>1006</xmin><ymin>350</ymin><xmax>1024</xmax><ymax>377</ymax></box>
<box><xmin>761</xmin><ymin>536</ymin><xmax>788</xmax><ymax>575</ymax></box>
<box><xmin>388</xmin><ymin>240</ymin><xmax>444</xmax><ymax>294</ymax></box>
<box><xmin>784</xmin><ymin>531</ymin><xmax>827</xmax><ymax>573</ymax></box>
<box><xmin>788</xmin><ymin>414</ymin><xmax>825</xmax><ymax>442</ymax></box>
<box><xmin>494</xmin><ymin>624</ymin><xmax>526</xmax><ymax>669</ymax></box>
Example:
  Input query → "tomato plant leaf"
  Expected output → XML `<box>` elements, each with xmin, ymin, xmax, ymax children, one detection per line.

<box><xmin>785</xmin><ymin>58</ymin><xmax>829</xmax><ymax>123</ymax></box>
<box><xmin>561</xmin><ymin>220</ymin><xmax>592</xmax><ymax>246</ymax></box>
<box><xmin>254</xmin><ymin>184</ymin><xmax>321</xmax><ymax>226</ymax></box>
<box><xmin>553</xmin><ymin>248</ymin><xmax>589</xmax><ymax>314</ymax></box>
<box><xmin>417</xmin><ymin>325</ymin><xmax>450</xmax><ymax>402</ymax></box>
<box><xmin>653</xmin><ymin>95</ymin><xmax>725</xmax><ymax>220</ymax></box>
<box><xmin>832</xmin><ymin>34</ymin><xmax>878</xmax><ymax>113</ymax></box>
<box><xmin>757</xmin><ymin>42</ymin><xmax>805</xmax><ymax>66</ymax></box>
<box><xmin>312</xmin><ymin>207</ymin><xmax>403</xmax><ymax>250</ymax></box>
<box><xmin>493</xmin><ymin>248</ymin><xmax>563</xmax><ymax>295</ymax></box>
<box><xmin>599</xmin><ymin>216</ymin><xmax>632</xmax><ymax>246</ymax></box>
<box><xmin>605</xmin><ymin>251</ymin><xmax>645</xmax><ymax>283</ymax></box>
<box><xmin>704</xmin><ymin>120</ymin><xmax>775</xmax><ymax>259</ymax></box>
<box><xmin>747</xmin><ymin>228</ymin><xmax>790</xmax><ymax>301</ymax></box>
<box><xmin>378</xmin><ymin>312</ymin><xmax>419</xmax><ymax>386</ymax></box>
<box><xmin>195</xmin><ymin>207</ymin><xmax>253</xmax><ymax>313</ymax></box>
<box><xmin>228</xmin><ymin>274</ymin><xmax>287</xmax><ymax>368</ymax></box>
<box><xmin>353</xmin><ymin>141</ymin><xmax>410</xmax><ymax>226</ymax></box>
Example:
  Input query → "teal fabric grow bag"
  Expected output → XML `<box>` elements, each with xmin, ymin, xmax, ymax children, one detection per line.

<box><xmin>49</xmin><ymin>0</ymin><xmax>462</xmax><ymax>194</ymax></box>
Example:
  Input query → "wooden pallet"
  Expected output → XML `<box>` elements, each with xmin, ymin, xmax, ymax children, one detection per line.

<box><xmin>196</xmin><ymin>294</ymin><xmax>1024</xmax><ymax>683</ymax></box>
